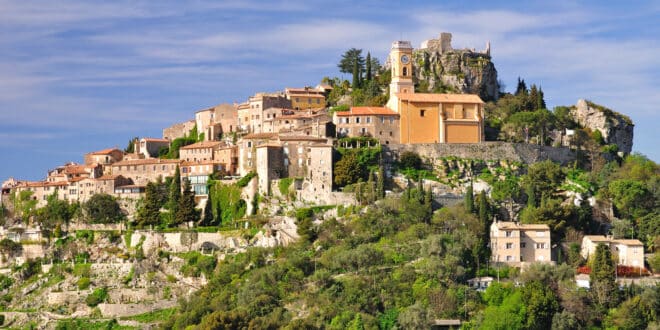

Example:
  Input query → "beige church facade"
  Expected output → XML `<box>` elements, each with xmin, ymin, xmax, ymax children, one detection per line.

<box><xmin>384</xmin><ymin>40</ymin><xmax>485</xmax><ymax>144</ymax></box>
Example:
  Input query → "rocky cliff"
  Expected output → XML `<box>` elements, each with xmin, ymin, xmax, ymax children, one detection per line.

<box><xmin>572</xmin><ymin>99</ymin><xmax>634</xmax><ymax>154</ymax></box>
<box><xmin>412</xmin><ymin>33</ymin><xmax>500</xmax><ymax>101</ymax></box>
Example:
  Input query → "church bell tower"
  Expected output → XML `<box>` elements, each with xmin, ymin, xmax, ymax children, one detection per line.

<box><xmin>386</xmin><ymin>40</ymin><xmax>414</xmax><ymax>112</ymax></box>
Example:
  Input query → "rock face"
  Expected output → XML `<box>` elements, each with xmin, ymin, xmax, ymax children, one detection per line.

<box><xmin>572</xmin><ymin>99</ymin><xmax>634</xmax><ymax>154</ymax></box>
<box><xmin>413</xmin><ymin>33</ymin><xmax>499</xmax><ymax>101</ymax></box>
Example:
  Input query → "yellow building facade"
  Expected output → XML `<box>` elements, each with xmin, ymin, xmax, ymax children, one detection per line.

<box><xmin>386</xmin><ymin>40</ymin><xmax>485</xmax><ymax>144</ymax></box>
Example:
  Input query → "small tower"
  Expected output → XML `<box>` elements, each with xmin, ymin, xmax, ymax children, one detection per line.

<box><xmin>386</xmin><ymin>40</ymin><xmax>414</xmax><ymax>112</ymax></box>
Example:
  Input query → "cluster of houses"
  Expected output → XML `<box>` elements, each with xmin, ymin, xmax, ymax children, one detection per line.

<box><xmin>0</xmin><ymin>36</ymin><xmax>648</xmax><ymax>275</ymax></box>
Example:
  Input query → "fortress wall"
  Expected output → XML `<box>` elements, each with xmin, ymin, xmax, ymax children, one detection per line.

<box><xmin>385</xmin><ymin>142</ymin><xmax>576</xmax><ymax>166</ymax></box>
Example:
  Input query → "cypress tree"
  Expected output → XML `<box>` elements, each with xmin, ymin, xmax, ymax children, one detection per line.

<box><xmin>169</xmin><ymin>166</ymin><xmax>181</xmax><ymax>217</ymax></box>
<box><xmin>590</xmin><ymin>243</ymin><xmax>619</xmax><ymax>308</ymax></box>
<box><xmin>366</xmin><ymin>52</ymin><xmax>372</xmax><ymax>81</ymax></box>
<box><xmin>201</xmin><ymin>189</ymin><xmax>214</xmax><ymax>226</ymax></box>
<box><xmin>465</xmin><ymin>182</ymin><xmax>474</xmax><ymax>213</ymax></box>
<box><xmin>174</xmin><ymin>179</ymin><xmax>199</xmax><ymax>227</ymax></box>
<box><xmin>376</xmin><ymin>165</ymin><xmax>385</xmax><ymax>199</ymax></box>
<box><xmin>352</xmin><ymin>60</ymin><xmax>360</xmax><ymax>89</ymax></box>
<box><xmin>537</xmin><ymin>87</ymin><xmax>546</xmax><ymax>109</ymax></box>
<box><xmin>478</xmin><ymin>191</ymin><xmax>489</xmax><ymax>225</ymax></box>
<box><xmin>137</xmin><ymin>182</ymin><xmax>162</xmax><ymax>228</ymax></box>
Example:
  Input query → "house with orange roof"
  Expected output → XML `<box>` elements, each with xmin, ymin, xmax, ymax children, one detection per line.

<box><xmin>285</xmin><ymin>87</ymin><xmax>326</xmax><ymax>110</ymax></box>
<box><xmin>334</xmin><ymin>106</ymin><xmax>400</xmax><ymax>145</ymax></box>
<box><xmin>84</xmin><ymin>148</ymin><xmax>124</xmax><ymax>166</ymax></box>
<box><xmin>111</xmin><ymin>158</ymin><xmax>181</xmax><ymax>186</ymax></box>
<box><xmin>490</xmin><ymin>221</ymin><xmax>552</xmax><ymax>267</ymax></box>
<box><xmin>581</xmin><ymin>235</ymin><xmax>644</xmax><ymax>267</ymax></box>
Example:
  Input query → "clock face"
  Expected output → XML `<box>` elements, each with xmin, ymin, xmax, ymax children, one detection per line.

<box><xmin>400</xmin><ymin>54</ymin><xmax>410</xmax><ymax>64</ymax></box>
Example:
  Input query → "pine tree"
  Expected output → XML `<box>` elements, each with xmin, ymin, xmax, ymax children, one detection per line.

<box><xmin>478</xmin><ymin>191</ymin><xmax>489</xmax><ymax>226</ymax></box>
<box><xmin>169</xmin><ymin>166</ymin><xmax>181</xmax><ymax>218</ymax></box>
<box><xmin>365</xmin><ymin>52</ymin><xmax>372</xmax><ymax>81</ymax></box>
<box><xmin>465</xmin><ymin>182</ymin><xmax>474</xmax><ymax>213</ymax></box>
<box><xmin>174</xmin><ymin>179</ymin><xmax>199</xmax><ymax>227</ymax></box>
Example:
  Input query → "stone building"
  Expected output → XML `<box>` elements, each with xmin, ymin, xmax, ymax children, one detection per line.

<box><xmin>215</xmin><ymin>145</ymin><xmax>238</xmax><ymax>175</ymax></box>
<box><xmin>180</xmin><ymin>160</ymin><xmax>225</xmax><ymax>195</ymax></box>
<box><xmin>285</xmin><ymin>87</ymin><xmax>326</xmax><ymax>110</ymax></box>
<box><xmin>238</xmin><ymin>133</ymin><xmax>278</xmax><ymax>176</ymax></box>
<box><xmin>84</xmin><ymin>148</ymin><xmax>124</xmax><ymax>167</ymax></box>
<box><xmin>490</xmin><ymin>221</ymin><xmax>552</xmax><ymax>267</ymax></box>
<box><xmin>195</xmin><ymin>103</ymin><xmax>238</xmax><ymax>141</ymax></box>
<box><xmin>253</xmin><ymin>136</ymin><xmax>332</xmax><ymax>198</ymax></box>
<box><xmin>136</xmin><ymin>138</ymin><xmax>170</xmax><ymax>158</ymax></box>
<box><xmin>334</xmin><ymin>106</ymin><xmax>400</xmax><ymax>145</ymax></box>
<box><xmin>163</xmin><ymin>120</ymin><xmax>196</xmax><ymax>141</ymax></box>
<box><xmin>240</xmin><ymin>93</ymin><xmax>292</xmax><ymax>134</ymax></box>
<box><xmin>179</xmin><ymin>141</ymin><xmax>223</xmax><ymax>162</ymax></box>
<box><xmin>581</xmin><ymin>235</ymin><xmax>644</xmax><ymax>268</ymax></box>
<box><xmin>263</xmin><ymin>108</ymin><xmax>331</xmax><ymax>137</ymax></box>
<box><xmin>110</xmin><ymin>158</ymin><xmax>181</xmax><ymax>186</ymax></box>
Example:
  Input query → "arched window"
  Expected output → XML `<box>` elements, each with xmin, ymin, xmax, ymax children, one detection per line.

<box><xmin>403</xmin><ymin>67</ymin><xmax>408</xmax><ymax>76</ymax></box>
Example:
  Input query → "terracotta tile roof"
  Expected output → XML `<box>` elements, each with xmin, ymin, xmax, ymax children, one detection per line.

<box><xmin>612</xmin><ymin>239</ymin><xmax>643</xmax><ymax>246</ymax></box>
<box><xmin>495</xmin><ymin>221</ymin><xmax>549</xmax><ymax>231</ymax></box>
<box><xmin>179</xmin><ymin>141</ymin><xmax>223</xmax><ymax>150</ymax></box>
<box><xmin>242</xmin><ymin>132</ymin><xmax>277</xmax><ymax>140</ymax></box>
<box><xmin>142</xmin><ymin>137</ymin><xmax>169</xmax><ymax>143</ymax></box>
<box><xmin>335</xmin><ymin>106</ymin><xmax>399</xmax><ymax>117</ymax></box>
<box><xmin>583</xmin><ymin>235</ymin><xmax>612</xmax><ymax>242</ymax></box>
<box><xmin>278</xmin><ymin>136</ymin><xmax>327</xmax><ymax>142</ymax></box>
<box><xmin>397</xmin><ymin>93</ymin><xmax>484</xmax><ymax>104</ymax></box>
<box><xmin>180</xmin><ymin>160</ymin><xmax>224</xmax><ymax>166</ymax></box>
<box><xmin>96</xmin><ymin>174</ymin><xmax>122</xmax><ymax>181</ymax></box>
<box><xmin>64</xmin><ymin>165</ymin><xmax>90</xmax><ymax>175</ymax></box>
<box><xmin>87</xmin><ymin>148</ymin><xmax>121</xmax><ymax>155</ymax></box>
<box><xmin>256</xmin><ymin>142</ymin><xmax>283</xmax><ymax>148</ymax></box>
<box><xmin>112</xmin><ymin>158</ymin><xmax>181</xmax><ymax>166</ymax></box>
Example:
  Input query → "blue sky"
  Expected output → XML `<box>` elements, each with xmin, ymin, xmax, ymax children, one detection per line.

<box><xmin>1</xmin><ymin>0</ymin><xmax>659</xmax><ymax>181</ymax></box>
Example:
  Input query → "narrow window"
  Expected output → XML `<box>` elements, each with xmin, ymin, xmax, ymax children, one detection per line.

<box><xmin>420</xmin><ymin>109</ymin><xmax>426</xmax><ymax>117</ymax></box>
<box><xmin>403</xmin><ymin>67</ymin><xmax>408</xmax><ymax>76</ymax></box>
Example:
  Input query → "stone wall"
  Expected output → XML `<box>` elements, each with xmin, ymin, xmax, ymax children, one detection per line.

<box><xmin>385</xmin><ymin>142</ymin><xmax>577</xmax><ymax>166</ymax></box>
<box><xmin>98</xmin><ymin>300</ymin><xmax>177</xmax><ymax>318</ymax></box>
<box><xmin>163</xmin><ymin>120</ymin><xmax>196</xmax><ymax>141</ymax></box>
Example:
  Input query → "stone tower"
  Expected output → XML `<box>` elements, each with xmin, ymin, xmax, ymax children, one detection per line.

<box><xmin>386</xmin><ymin>40</ymin><xmax>414</xmax><ymax>112</ymax></box>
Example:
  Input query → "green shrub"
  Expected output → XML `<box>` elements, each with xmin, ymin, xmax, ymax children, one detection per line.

<box><xmin>77</xmin><ymin>277</ymin><xmax>91</xmax><ymax>290</ymax></box>
<box><xmin>85</xmin><ymin>287</ymin><xmax>108</xmax><ymax>307</ymax></box>
<box><xmin>237</xmin><ymin>171</ymin><xmax>257</xmax><ymax>188</ymax></box>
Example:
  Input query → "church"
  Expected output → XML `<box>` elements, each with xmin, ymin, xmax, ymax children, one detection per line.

<box><xmin>385</xmin><ymin>40</ymin><xmax>485</xmax><ymax>144</ymax></box>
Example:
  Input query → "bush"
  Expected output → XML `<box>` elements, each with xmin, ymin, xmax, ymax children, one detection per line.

<box><xmin>237</xmin><ymin>172</ymin><xmax>257</xmax><ymax>188</ymax></box>
<box><xmin>0</xmin><ymin>274</ymin><xmax>13</xmax><ymax>291</ymax></box>
<box><xmin>399</xmin><ymin>151</ymin><xmax>422</xmax><ymax>170</ymax></box>
<box><xmin>77</xmin><ymin>277</ymin><xmax>91</xmax><ymax>290</ymax></box>
<box><xmin>86</xmin><ymin>287</ymin><xmax>108</xmax><ymax>307</ymax></box>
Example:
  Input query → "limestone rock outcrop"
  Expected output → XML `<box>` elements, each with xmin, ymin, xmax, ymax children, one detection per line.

<box><xmin>412</xmin><ymin>33</ymin><xmax>499</xmax><ymax>101</ymax></box>
<box><xmin>572</xmin><ymin>99</ymin><xmax>634</xmax><ymax>154</ymax></box>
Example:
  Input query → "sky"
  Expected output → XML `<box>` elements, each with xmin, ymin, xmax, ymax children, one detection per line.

<box><xmin>1</xmin><ymin>0</ymin><xmax>659</xmax><ymax>181</ymax></box>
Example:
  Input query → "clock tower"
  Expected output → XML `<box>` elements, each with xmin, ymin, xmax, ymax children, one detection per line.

<box><xmin>387</xmin><ymin>40</ymin><xmax>414</xmax><ymax>112</ymax></box>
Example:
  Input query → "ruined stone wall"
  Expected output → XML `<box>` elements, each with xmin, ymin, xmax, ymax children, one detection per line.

<box><xmin>385</xmin><ymin>142</ymin><xmax>577</xmax><ymax>166</ymax></box>
<box><xmin>163</xmin><ymin>120</ymin><xmax>196</xmax><ymax>141</ymax></box>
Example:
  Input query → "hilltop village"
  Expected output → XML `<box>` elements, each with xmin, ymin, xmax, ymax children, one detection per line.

<box><xmin>0</xmin><ymin>33</ymin><xmax>657</xmax><ymax>328</ymax></box>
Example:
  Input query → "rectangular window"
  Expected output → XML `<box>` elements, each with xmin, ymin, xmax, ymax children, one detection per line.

<box><xmin>420</xmin><ymin>109</ymin><xmax>426</xmax><ymax>117</ymax></box>
<box><xmin>356</xmin><ymin>117</ymin><xmax>360</xmax><ymax>124</ymax></box>
<box><xmin>506</xmin><ymin>243</ymin><xmax>513</xmax><ymax>249</ymax></box>
<box><xmin>366</xmin><ymin>117</ymin><xmax>371</xmax><ymax>123</ymax></box>
<box><xmin>506</xmin><ymin>256</ymin><xmax>513</xmax><ymax>261</ymax></box>
<box><xmin>505</xmin><ymin>231</ymin><xmax>513</xmax><ymax>237</ymax></box>
<box><xmin>521</xmin><ymin>242</ymin><xmax>526</xmax><ymax>248</ymax></box>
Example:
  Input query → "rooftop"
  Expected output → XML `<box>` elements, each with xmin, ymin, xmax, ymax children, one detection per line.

<box><xmin>335</xmin><ymin>106</ymin><xmax>399</xmax><ymax>117</ymax></box>
<box><xmin>179</xmin><ymin>141</ymin><xmax>223</xmax><ymax>150</ymax></box>
<box><xmin>112</xmin><ymin>158</ymin><xmax>181</xmax><ymax>166</ymax></box>
<box><xmin>87</xmin><ymin>148</ymin><xmax>121</xmax><ymax>156</ymax></box>
<box><xmin>494</xmin><ymin>221</ymin><xmax>550</xmax><ymax>231</ymax></box>
<box><xmin>397</xmin><ymin>93</ymin><xmax>484</xmax><ymax>104</ymax></box>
